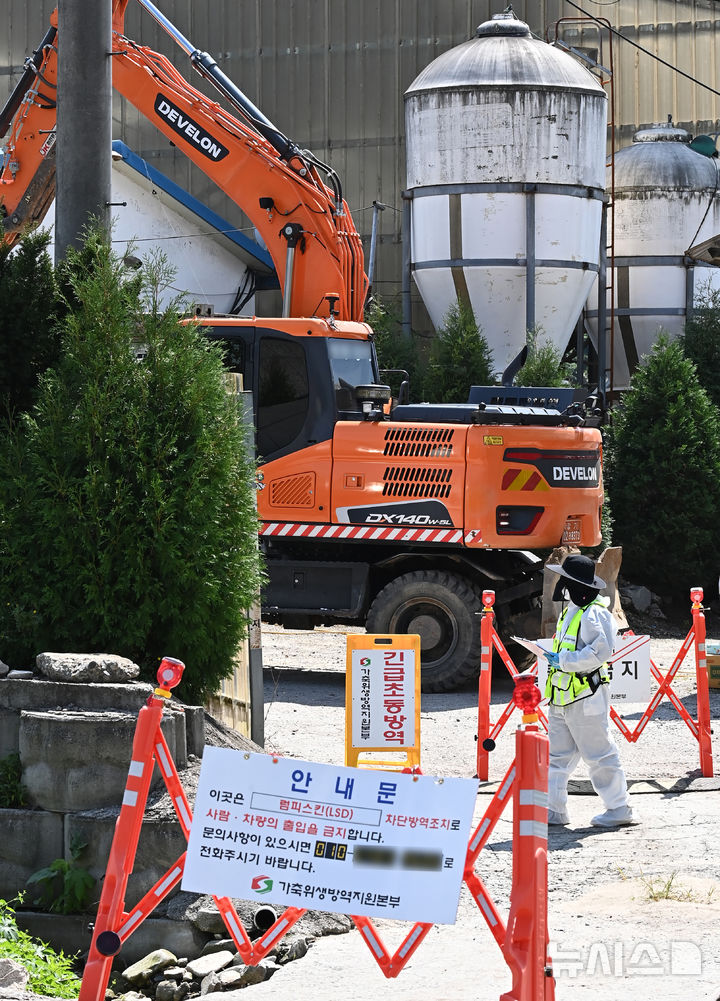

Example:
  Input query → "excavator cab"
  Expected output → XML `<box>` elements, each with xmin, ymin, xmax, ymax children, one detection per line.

<box><xmin>200</xmin><ymin>317</ymin><xmax>385</xmax><ymax>462</ymax></box>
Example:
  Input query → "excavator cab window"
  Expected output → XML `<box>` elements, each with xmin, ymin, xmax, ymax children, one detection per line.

<box><xmin>257</xmin><ymin>336</ymin><xmax>309</xmax><ymax>455</ymax></box>
<box><xmin>327</xmin><ymin>337</ymin><xmax>377</xmax><ymax>416</ymax></box>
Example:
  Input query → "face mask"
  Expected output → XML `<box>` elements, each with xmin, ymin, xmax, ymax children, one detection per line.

<box><xmin>567</xmin><ymin>581</ymin><xmax>599</xmax><ymax>607</ymax></box>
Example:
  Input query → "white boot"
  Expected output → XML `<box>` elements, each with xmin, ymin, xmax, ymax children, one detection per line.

<box><xmin>591</xmin><ymin>806</ymin><xmax>640</xmax><ymax>828</ymax></box>
<box><xmin>548</xmin><ymin>810</ymin><xmax>570</xmax><ymax>826</ymax></box>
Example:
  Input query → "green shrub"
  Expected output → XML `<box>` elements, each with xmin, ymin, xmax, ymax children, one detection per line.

<box><xmin>514</xmin><ymin>326</ymin><xmax>575</xmax><ymax>388</ymax></box>
<box><xmin>0</xmin><ymin>230</ymin><xmax>62</xmax><ymax>419</ymax></box>
<box><xmin>422</xmin><ymin>299</ymin><xmax>494</xmax><ymax>403</ymax></box>
<box><xmin>0</xmin><ymin>753</ymin><xmax>27</xmax><ymax>808</ymax></box>
<box><xmin>0</xmin><ymin>897</ymin><xmax>80</xmax><ymax>999</ymax></box>
<box><xmin>0</xmin><ymin>232</ymin><xmax>264</xmax><ymax>703</ymax></box>
<box><xmin>365</xmin><ymin>296</ymin><xmax>422</xmax><ymax>401</ymax></box>
<box><xmin>605</xmin><ymin>334</ymin><xmax>720</xmax><ymax>598</ymax></box>
<box><xmin>682</xmin><ymin>282</ymin><xmax>720</xmax><ymax>409</ymax></box>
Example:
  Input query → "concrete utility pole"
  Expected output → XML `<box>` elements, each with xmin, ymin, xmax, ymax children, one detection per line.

<box><xmin>55</xmin><ymin>0</ymin><xmax>112</xmax><ymax>263</ymax></box>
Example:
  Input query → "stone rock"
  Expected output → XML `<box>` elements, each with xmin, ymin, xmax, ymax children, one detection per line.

<box><xmin>199</xmin><ymin>938</ymin><xmax>235</xmax><ymax>957</ymax></box>
<box><xmin>155</xmin><ymin>980</ymin><xmax>177</xmax><ymax>1001</ymax></box>
<box><xmin>122</xmin><ymin>950</ymin><xmax>178</xmax><ymax>986</ymax></box>
<box><xmin>36</xmin><ymin>652</ymin><xmax>140</xmax><ymax>683</ymax></box>
<box><xmin>116</xmin><ymin>993</ymin><xmax>150</xmax><ymax>1001</ymax></box>
<box><xmin>6</xmin><ymin>670</ymin><xmax>34</xmax><ymax>679</ymax></box>
<box><xmin>0</xmin><ymin>659</ymin><xmax>10</xmax><ymax>678</ymax></box>
<box><xmin>199</xmin><ymin>972</ymin><xmax>220</xmax><ymax>996</ymax></box>
<box><xmin>0</xmin><ymin>958</ymin><xmax>29</xmax><ymax>991</ymax></box>
<box><xmin>620</xmin><ymin>585</ymin><xmax>653</xmax><ymax>614</ymax></box>
<box><xmin>239</xmin><ymin>960</ymin><xmax>278</xmax><ymax>985</ymax></box>
<box><xmin>276</xmin><ymin>936</ymin><xmax>309</xmax><ymax>964</ymax></box>
<box><xmin>159</xmin><ymin>968</ymin><xmax>185</xmax><ymax>980</ymax></box>
<box><xmin>200</xmin><ymin>967</ymin><xmax>245</xmax><ymax>995</ymax></box>
<box><xmin>186</xmin><ymin>951</ymin><xmax>234</xmax><ymax>979</ymax></box>
<box><xmin>173</xmin><ymin>984</ymin><xmax>190</xmax><ymax>1001</ymax></box>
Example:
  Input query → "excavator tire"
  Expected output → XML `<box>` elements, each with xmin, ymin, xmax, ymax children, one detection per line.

<box><xmin>366</xmin><ymin>569</ymin><xmax>483</xmax><ymax>693</ymax></box>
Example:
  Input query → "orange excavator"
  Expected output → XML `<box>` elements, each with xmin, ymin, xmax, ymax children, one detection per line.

<box><xmin>0</xmin><ymin>0</ymin><xmax>605</xmax><ymax>690</ymax></box>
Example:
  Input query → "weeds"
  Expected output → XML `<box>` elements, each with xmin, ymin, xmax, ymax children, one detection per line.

<box><xmin>0</xmin><ymin>896</ymin><xmax>81</xmax><ymax>999</ymax></box>
<box><xmin>26</xmin><ymin>835</ymin><xmax>95</xmax><ymax>915</ymax></box>
<box><xmin>638</xmin><ymin>871</ymin><xmax>716</xmax><ymax>904</ymax></box>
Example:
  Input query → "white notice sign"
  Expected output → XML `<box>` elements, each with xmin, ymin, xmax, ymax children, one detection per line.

<box><xmin>533</xmin><ymin>634</ymin><xmax>651</xmax><ymax>704</ymax></box>
<box><xmin>182</xmin><ymin>748</ymin><xmax>478</xmax><ymax>924</ymax></box>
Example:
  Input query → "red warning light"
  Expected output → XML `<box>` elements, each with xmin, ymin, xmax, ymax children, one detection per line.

<box><xmin>512</xmin><ymin>675</ymin><xmax>541</xmax><ymax>717</ymax></box>
<box><xmin>157</xmin><ymin>657</ymin><xmax>185</xmax><ymax>690</ymax></box>
<box><xmin>690</xmin><ymin>586</ymin><xmax>704</xmax><ymax>605</ymax></box>
<box><xmin>482</xmin><ymin>590</ymin><xmax>495</xmax><ymax>607</ymax></box>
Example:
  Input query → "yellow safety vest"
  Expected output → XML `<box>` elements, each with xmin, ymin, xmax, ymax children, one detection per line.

<box><xmin>544</xmin><ymin>600</ymin><xmax>611</xmax><ymax>707</ymax></box>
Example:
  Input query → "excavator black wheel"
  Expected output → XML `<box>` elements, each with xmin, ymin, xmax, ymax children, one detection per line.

<box><xmin>366</xmin><ymin>569</ymin><xmax>483</xmax><ymax>693</ymax></box>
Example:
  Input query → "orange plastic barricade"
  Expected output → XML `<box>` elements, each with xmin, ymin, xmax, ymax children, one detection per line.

<box><xmin>609</xmin><ymin>587</ymin><xmax>714</xmax><ymax>777</ymax></box>
<box><xmin>477</xmin><ymin>587</ymin><xmax>714</xmax><ymax>781</ymax></box>
<box><xmin>345</xmin><ymin>633</ymin><xmax>421</xmax><ymax>772</ymax></box>
<box><xmin>79</xmin><ymin>658</ymin><xmax>306</xmax><ymax>1001</ymax></box>
<box><xmin>80</xmin><ymin>661</ymin><xmax>554</xmax><ymax>1001</ymax></box>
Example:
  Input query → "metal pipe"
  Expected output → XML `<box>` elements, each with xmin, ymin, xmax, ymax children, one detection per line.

<box><xmin>524</xmin><ymin>186</ymin><xmax>536</xmax><ymax>335</ymax></box>
<box><xmin>401</xmin><ymin>192</ymin><xmax>412</xmax><ymax>340</ymax></box>
<box><xmin>685</xmin><ymin>260</ymin><xmax>695</xmax><ymax>323</ymax></box>
<box><xmin>252</xmin><ymin>906</ymin><xmax>277</xmax><ymax>934</ymax></box>
<box><xmin>367</xmin><ymin>201</ymin><xmax>387</xmax><ymax>293</ymax></box>
<box><xmin>597</xmin><ymin>201</ymin><xmax>608</xmax><ymax>408</ymax></box>
<box><xmin>282</xmin><ymin>245</ymin><xmax>296</xmax><ymax>318</ymax></box>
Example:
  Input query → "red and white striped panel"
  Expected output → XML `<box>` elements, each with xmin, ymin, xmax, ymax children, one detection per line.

<box><xmin>260</xmin><ymin>522</ymin><xmax>473</xmax><ymax>545</ymax></box>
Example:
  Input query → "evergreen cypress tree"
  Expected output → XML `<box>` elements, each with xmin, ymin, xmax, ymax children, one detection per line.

<box><xmin>0</xmin><ymin>230</ymin><xmax>62</xmax><ymax>418</ymax></box>
<box><xmin>422</xmin><ymin>299</ymin><xmax>494</xmax><ymax>403</ymax></box>
<box><xmin>682</xmin><ymin>283</ymin><xmax>720</xmax><ymax>410</ymax></box>
<box><xmin>0</xmin><ymin>233</ymin><xmax>263</xmax><ymax>702</ymax></box>
<box><xmin>605</xmin><ymin>334</ymin><xmax>720</xmax><ymax>599</ymax></box>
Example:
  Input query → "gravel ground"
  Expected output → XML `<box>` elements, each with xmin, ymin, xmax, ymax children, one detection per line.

<box><xmin>252</xmin><ymin>619</ymin><xmax>720</xmax><ymax>1001</ymax></box>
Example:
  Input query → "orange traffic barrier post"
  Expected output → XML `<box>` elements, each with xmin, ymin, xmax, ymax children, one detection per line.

<box><xmin>79</xmin><ymin>658</ymin><xmax>307</xmax><ymax>1001</ymax></box>
<box><xmin>500</xmin><ymin>677</ymin><xmax>555</xmax><ymax>1001</ymax></box>
<box><xmin>476</xmin><ymin>590</ymin><xmax>548</xmax><ymax>781</ymax></box>
<box><xmin>690</xmin><ymin>586</ymin><xmax>713</xmax><ymax>777</ymax></box>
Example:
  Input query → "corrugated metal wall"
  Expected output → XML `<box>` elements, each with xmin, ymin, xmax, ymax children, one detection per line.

<box><xmin>2</xmin><ymin>1</ymin><xmax>719</xmax><ymax>316</ymax></box>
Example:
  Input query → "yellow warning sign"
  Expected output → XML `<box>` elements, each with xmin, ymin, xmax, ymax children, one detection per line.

<box><xmin>345</xmin><ymin>634</ymin><xmax>421</xmax><ymax>772</ymax></box>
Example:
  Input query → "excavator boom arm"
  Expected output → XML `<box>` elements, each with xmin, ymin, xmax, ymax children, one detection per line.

<box><xmin>0</xmin><ymin>2</ymin><xmax>368</xmax><ymax>320</ymax></box>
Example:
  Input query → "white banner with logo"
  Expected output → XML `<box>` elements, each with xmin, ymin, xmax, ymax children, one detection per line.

<box><xmin>183</xmin><ymin>748</ymin><xmax>478</xmax><ymax>924</ymax></box>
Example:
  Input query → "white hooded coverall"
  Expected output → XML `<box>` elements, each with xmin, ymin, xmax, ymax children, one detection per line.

<box><xmin>548</xmin><ymin>598</ymin><xmax>630</xmax><ymax>816</ymax></box>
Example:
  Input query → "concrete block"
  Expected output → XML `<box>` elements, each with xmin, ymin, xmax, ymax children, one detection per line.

<box><xmin>15</xmin><ymin>912</ymin><xmax>209</xmax><ymax>966</ymax></box>
<box><xmin>66</xmin><ymin>812</ymin><xmax>187</xmax><ymax>904</ymax></box>
<box><xmin>0</xmin><ymin>709</ymin><xmax>19</xmax><ymax>758</ymax></box>
<box><xmin>0</xmin><ymin>808</ymin><xmax>64</xmax><ymax>899</ymax></box>
<box><xmin>0</xmin><ymin>677</ymin><xmax>154</xmax><ymax>713</ymax></box>
<box><xmin>19</xmin><ymin>710</ymin><xmax>180</xmax><ymax>812</ymax></box>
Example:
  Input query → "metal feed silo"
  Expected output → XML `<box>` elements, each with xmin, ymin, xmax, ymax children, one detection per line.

<box><xmin>404</xmin><ymin>10</ymin><xmax>607</xmax><ymax>377</ymax></box>
<box><xmin>586</xmin><ymin>121</ymin><xmax>720</xmax><ymax>393</ymax></box>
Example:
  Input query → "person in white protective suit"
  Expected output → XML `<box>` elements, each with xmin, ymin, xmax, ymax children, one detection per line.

<box><xmin>543</xmin><ymin>554</ymin><xmax>640</xmax><ymax>828</ymax></box>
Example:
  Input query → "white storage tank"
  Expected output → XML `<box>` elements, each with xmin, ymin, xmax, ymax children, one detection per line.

<box><xmin>586</xmin><ymin>121</ymin><xmax>720</xmax><ymax>392</ymax></box>
<box><xmin>404</xmin><ymin>11</ymin><xmax>607</xmax><ymax>377</ymax></box>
